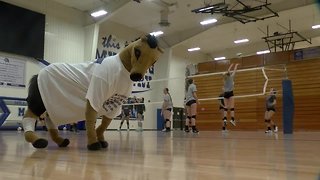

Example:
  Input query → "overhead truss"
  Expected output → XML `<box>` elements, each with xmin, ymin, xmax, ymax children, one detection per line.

<box><xmin>262</xmin><ymin>20</ymin><xmax>312</xmax><ymax>52</ymax></box>
<box><xmin>191</xmin><ymin>0</ymin><xmax>279</xmax><ymax>24</ymax></box>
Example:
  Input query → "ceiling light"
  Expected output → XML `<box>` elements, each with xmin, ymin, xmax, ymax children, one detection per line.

<box><xmin>150</xmin><ymin>31</ymin><xmax>164</xmax><ymax>37</ymax></box>
<box><xmin>214</xmin><ymin>56</ymin><xmax>226</xmax><ymax>60</ymax></box>
<box><xmin>200</xmin><ymin>18</ymin><xmax>217</xmax><ymax>25</ymax></box>
<box><xmin>312</xmin><ymin>24</ymin><xmax>320</xmax><ymax>29</ymax></box>
<box><xmin>188</xmin><ymin>47</ymin><xmax>200</xmax><ymax>52</ymax></box>
<box><xmin>198</xmin><ymin>6</ymin><xmax>215</xmax><ymax>12</ymax></box>
<box><xmin>256</xmin><ymin>50</ymin><xmax>270</xmax><ymax>55</ymax></box>
<box><xmin>91</xmin><ymin>10</ymin><xmax>107</xmax><ymax>17</ymax></box>
<box><xmin>234</xmin><ymin>39</ymin><xmax>249</xmax><ymax>44</ymax></box>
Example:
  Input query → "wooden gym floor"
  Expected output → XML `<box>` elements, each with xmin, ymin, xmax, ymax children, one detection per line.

<box><xmin>0</xmin><ymin>130</ymin><xmax>319</xmax><ymax>180</ymax></box>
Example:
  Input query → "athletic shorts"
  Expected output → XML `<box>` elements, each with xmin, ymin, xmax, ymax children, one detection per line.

<box><xmin>267</xmin><ymin>107</ymin><xmax>276</xmax><ymax>112</ymax></box>
<box><xmin>224</xmin><ymin>91</ymin><xmax>234</xmax><ymax>99</ymax></box>
<box><xmin>186</xmin><ymin>100</ymin><xmax>196</xmax><ymax>106</ymax></box>
<box><xmin>123</xmin><ymin>111</ymin><xmax>130</xmax><ymax>117</ymax></box>
<box><xmin>166</xmin><ymin>108</ymin><xmax>172</xmax><ymax>111</ymax></box>
<box><xmin>26</xmin><ymin>75</ymin><xmax>46</xmax><ymax>117</ymax></box>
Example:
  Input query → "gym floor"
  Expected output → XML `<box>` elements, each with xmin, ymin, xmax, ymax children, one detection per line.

<box><xmin>0</xmin><ymin>130</ymin><xmax>319</xmax><ymax>179</ymax></box>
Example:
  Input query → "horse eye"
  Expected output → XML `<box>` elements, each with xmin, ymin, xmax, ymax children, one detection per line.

<box><xmin>134</xmin><ymin>48</ymin><xmax>141</xmax><ymax>60</ymax></box>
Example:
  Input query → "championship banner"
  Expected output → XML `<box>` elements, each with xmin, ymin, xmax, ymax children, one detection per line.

<box><xmin>0</xmin><ymin>56</ymin><xmax>26</xmax><ymax>87</ymax></box>
<box><xmin>96</xmin><ymin>34</ymin><xmax>154</xmax><ymax>93</ymax></box>
<box><xmin>293</xmin><ymin>47</ymin><xmax>320</xmax><ymax>60</ymax></box>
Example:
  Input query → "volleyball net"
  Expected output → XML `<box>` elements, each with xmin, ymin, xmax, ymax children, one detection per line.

<box><xmin>123</xmin><ymin>64</ymin><xmax>287</xmax><ymax>107</ymax></box>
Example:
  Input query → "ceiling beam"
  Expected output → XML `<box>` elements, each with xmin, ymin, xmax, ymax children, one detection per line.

<box><xmin>164</xmin><ymin>0</ymin><xmax>315</xmax><ymax>48</ymax></box>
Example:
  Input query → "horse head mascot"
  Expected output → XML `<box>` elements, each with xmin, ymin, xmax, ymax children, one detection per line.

<box><xmin>22</xmin><ymin>34</ymin><xmax>163</xmax><ymax>150</ymax></box>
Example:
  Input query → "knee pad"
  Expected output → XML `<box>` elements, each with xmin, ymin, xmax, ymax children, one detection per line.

<box><xmin>230</xmin><ymin>108</ymin><xmax>235</xmax><ymax>111</ymax></box>
<box><xmin>265</xmin><ymin>119</ymin><xmax>271</xmax><ymax>123</ymax></box>
<box><xmin>22</xmin><ymin>117</ymin><xmax>36</xmax><ymax>132</ymax></box>
<box><xmin>187</xmin><ymin>116</ymin><xmax>191</xmax><ymax>119</ymax></box>
<box><xmin>223</xmin><ymin>108</ymin><xmax>228</xmax><ymax>111</ymax></box>
<box><xmin>191</xmin><ymin>115</ymin><xmax>196</xmax><ymax>119</ymax></box>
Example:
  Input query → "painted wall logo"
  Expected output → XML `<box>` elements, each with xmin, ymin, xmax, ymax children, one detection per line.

<box><xmin>96</xmin><ymin>34</ymin><xmax>153</xmax><ymax>93</ymax></box>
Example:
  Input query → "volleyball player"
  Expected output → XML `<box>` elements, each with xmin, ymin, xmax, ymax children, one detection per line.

<box><xmin>136</xmin><ymin>98</ymin><xmax>145</xmax><ymax>131</ymax></box>
<box><xmin>69</xmin><ymin>122</ymin><xmax>78</xmax><ymax>132</ymax></box>
<box><xmin>184</xmin><ymin>78</ymin><xmax>199</xmax><ymax>133</ymax></box>
<box><xmin>265</xmin><ymin>88</ymin><xmax>278</xmax><ymax>133</ymax></box>
<box><xmin>218</xmin><ymin>89</ymin><xmax>227</xmax><ymax>131</ymax></box>
<box><xmin>162</xmin><ymin>88</ymin><xmax>173</xmax><ymax>132</ymax></box>
<box><xmin>118</xmin><ymin>103</ymin><xmax>131</xmax><ymax>131</ymax></box>
<box><xmin>223</xmin><ymin>63</ymin><xmax>239</xmax><ymax>127</ymax></box>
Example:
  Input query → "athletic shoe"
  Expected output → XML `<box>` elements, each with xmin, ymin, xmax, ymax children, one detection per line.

<box><xmin>165</xmin><ymin>128</ymin><xmax>171</xmax><ymax>132</ymax></box>
<box><xmin>192</xmin><ymin>128</ymin><xmax>199</xmax><ymax>133</ymax></box>
<box><xmin>273</xmin><ymin>126</ymin><xmax>278</xmax><ymax>133</ymax></box>
<box><xmin>265</xmin><ymin>130</ymin><xmax>272</xmax><ymax>133</ymax></box>
<box><xmin>161</xmin><ymin>128</ymin><xmax>166</xmax><ymax>132</ymax></box>
<box><xmin>117</xmin><ymin>128</ymin><xmax>121</xmax><ymax>131</ymax></box>
<box><xmin>230</xmin><ymin>120</ymin><xmax>236</xmax><ymax>126</ymax></box>
<box><xmin>223</xmin><ymin>120</ymin><xmax>227</xmax><ymax>127</ymax></box>
<box><xmin>185</xmin><ymin>129</ymin><xmax>190</xmax><ymax>133</ymax></box>
<box><xmin>127</xmin><ymin>128</ymin><xmax>130</xmax><ymax>132</ymax></box>
<box><xmin>222</xmin><ymin>129</ymin><xmax>228</xmax><ymax>133</ymax></box>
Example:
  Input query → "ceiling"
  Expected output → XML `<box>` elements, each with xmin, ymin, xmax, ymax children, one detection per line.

<box><xmin>51</xmin><ymin>0</ymin><xmax>320</xmax><ymax>60</ymax></box>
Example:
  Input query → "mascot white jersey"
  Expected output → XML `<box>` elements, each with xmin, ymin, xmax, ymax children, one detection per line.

<box><xmin>38</xmin><ymin>54</ymin><xmax>132</xmax><ymax>125</ymax></box>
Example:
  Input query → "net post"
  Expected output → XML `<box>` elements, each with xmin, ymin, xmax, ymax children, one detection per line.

<box><xmin>284</xmin><ymin>65</ymin><xmax>288</xmax><ymax>79</ymax></box>
<box><xmin>262</xmin><ymin>67</ymin><xmax>268</xmax><ymax>94</ymax></box>
<box><xmin>282</xmin><ymin>79</ymin><xmax>294</xmax><ymax>134</ymax></box>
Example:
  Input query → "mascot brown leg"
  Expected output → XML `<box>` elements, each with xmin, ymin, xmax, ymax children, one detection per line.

<box><xmin>49</xmin><ymin>129</ymin><xmax>70</xmax><ymax>147</ymax></box>
<box><xmin>23</xmin><ymin>109</ymin><xmax>48</xmax><ymax>148</ymax></box>
<box><xmin>85</xmin><ymin>100</ymin><xmax>101</xmax><ymax>150</ymax></box>
<box><xmin>96</xmin><ymin>116</ymin><xmax>112</xmax><ymax>148</ymax></box>
<box><xmin>85</xmin><ymin>35</ymin><xmax>163</xmax><ymax>151</ymax></box>
<box><xmin>45</xmin><ymin>115</ymin><xmax>70</xmax><ymax>147</ymax></box>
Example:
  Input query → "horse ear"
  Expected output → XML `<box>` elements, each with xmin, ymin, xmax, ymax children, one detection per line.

<box><xmin>141</xmin><ymin>35</ymin><xmax>148</xmax><ymax>42</ymax></box>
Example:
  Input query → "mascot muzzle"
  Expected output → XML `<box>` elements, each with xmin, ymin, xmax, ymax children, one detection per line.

<box><xmin>130</xmin><ymin>73</ymin><xmax>143</xmax><ymax>81</ymax></box>
<box><xmin>129</xmin><ymin>34</ymin><xmax>163</xmax><ymax>82</ymax></box>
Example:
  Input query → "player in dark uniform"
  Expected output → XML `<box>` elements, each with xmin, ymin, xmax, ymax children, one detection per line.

<box><xmin>265</xmin><ymin>88</ymin><xmax>278</xmax><ymax>133</ymax></box>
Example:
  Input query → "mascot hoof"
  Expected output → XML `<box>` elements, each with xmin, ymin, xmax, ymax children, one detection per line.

<box><xmin>58</xmin><ymin>139</ymin><xmax>70</xmax><ymax>147</ymax></box>
<box><xmin>32</xmin><ymin>138</ymin><xmax>48</xmax><ymax>149</ymax></box>
<box><xmin>99</xmin><ymin>141</ymin><xmax>108</xmax><ymax>148</ymax></box>
<box><xmin>87</xmin><ymin>142</ymin><xmax>101</xmax><ymax>151</ymax></box>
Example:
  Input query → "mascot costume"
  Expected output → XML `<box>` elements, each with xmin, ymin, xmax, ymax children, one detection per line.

<box><xmin>22</xmin><ymin>35</ymin><xmax>163</xmax><ymax>150</ymax></box>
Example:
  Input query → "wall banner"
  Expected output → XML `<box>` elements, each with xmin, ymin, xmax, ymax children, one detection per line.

<box><xmin>96</xmin><ymin>34</ymin><xmax>154</xmax><ymax>93</ymax></box>
<box><xmin>0</xmin><ymin>56</ymin><xmax>26</xmax><ymax>87</ymax></box>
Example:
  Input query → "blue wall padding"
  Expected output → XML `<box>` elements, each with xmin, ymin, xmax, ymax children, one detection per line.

<box><xmin>282</xmin><ymin>80</ymin><xmax>294</xmax><ymax>134</ymax></box>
